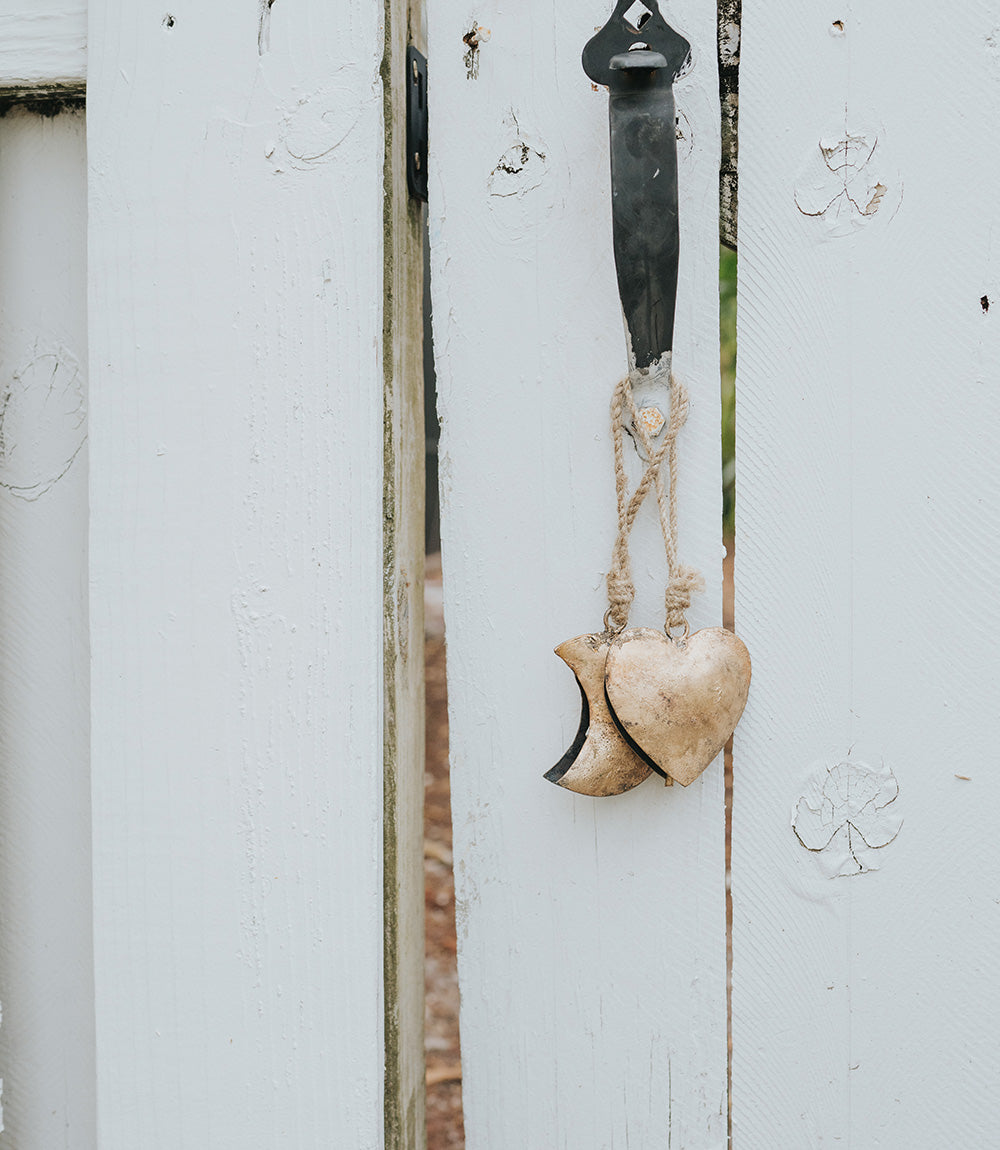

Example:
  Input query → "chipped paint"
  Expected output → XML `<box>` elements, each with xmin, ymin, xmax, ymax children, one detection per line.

<box><xmin>462</xmin><ymin>23</ymin><xmax>491</xmax><ymax>80</ymax></box>
<box><xmin>488</xmin><ymin>140</ymin><xmax>548</xmax><ymax>198</ymax></box>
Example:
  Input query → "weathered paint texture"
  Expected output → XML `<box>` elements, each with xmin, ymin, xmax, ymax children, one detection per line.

<box><xmin>87</xmin><ymin>3</ymin><xmax>407</xmax><ymax>1146</ymax></box>
<box><xmin>732</xmin><ymin>1</ymin><xmax>1000</xmax><ymax>1144</ymax></box>
<box><xmin>428</xmin><ymin>0</ymin><xmax>727</xmax><ymax>1144</ymax></box>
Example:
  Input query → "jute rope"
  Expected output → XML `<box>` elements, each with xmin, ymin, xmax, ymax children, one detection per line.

<box><xmin>604</xmin><ymin>372</ymin><xmax>704</xmax><ymax>638</ymax></box>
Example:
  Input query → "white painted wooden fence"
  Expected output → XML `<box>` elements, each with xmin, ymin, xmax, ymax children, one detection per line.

<box><xmin>1</xmin><ymin>1</ymin><xmax>998</xmax><ymax>1147</ymax></box>
<box><xmin>430</xmin><ymin>1</ymin><xmax>1000</xmax><ymax>1148</ymax></box>
<box><xmin>429</xmin><ymin>3</ymin><xmax>728</xmax><ymax>1146</ymax></box>
<box><xmin>0</xmin><ymin>2</ymin><xmax>425</xmax><ymax>1147</ymax></box>
<box><xmin>731</xmin><ymin>3</ymin><xmax>1000</xmax><ymax>1145</ymax></box>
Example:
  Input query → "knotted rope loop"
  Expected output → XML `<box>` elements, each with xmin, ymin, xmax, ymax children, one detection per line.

<box><xmin>604</xmin><ymin>371</ymin><xmax>703</xmax><ymax>636</ymax></box>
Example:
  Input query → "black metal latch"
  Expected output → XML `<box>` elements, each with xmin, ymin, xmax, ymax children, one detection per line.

<box><xmin>584</xmin><ymin>2</ymin><xmax>690</xmax><ymax>388</ymax></box>
<box><xmin>407</xmin><ymin>46</ymin><xmax>428</xmax><ymax>202</ymax></box>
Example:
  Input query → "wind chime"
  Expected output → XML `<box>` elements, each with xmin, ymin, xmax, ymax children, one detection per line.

<box><xmin>546</xmin><ymin>0</ymin><xmax>751</xmax><ymax>797</ymax></box>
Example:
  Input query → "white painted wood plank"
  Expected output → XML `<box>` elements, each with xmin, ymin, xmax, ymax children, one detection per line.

<box><xmin>87</xmin><ymin>3</ymin><xmax>400</xmax><ymax>1146</ymax></box>
<box><xmin>0</xmin><ymin>107</ymin><xmax>94</xmax><ymax>1148</ymax></box>
<box><xmin>732</xmin><ymin>2</ymin><xmax>1000</xmax><ymax>1145</ymax></box>
<box><xmin>0</xmin><ymin>4</ymin><xmax>86</xmax><ymax>89</ymax></box>
<box><xmin>428</xmin><ymin>3</ymin><xmax>727</xmax><ymax>1145</ymax></box>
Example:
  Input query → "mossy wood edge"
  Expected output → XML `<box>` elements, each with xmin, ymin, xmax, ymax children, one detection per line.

<box><xmin>383</xmin><ymin>0</ymin><xmax>427</xmax><ymax>1147</ymax></box>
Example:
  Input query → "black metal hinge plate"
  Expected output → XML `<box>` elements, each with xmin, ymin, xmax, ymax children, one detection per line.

<box><xmin>406</xmin><ymin>46</ymin><xmax>428</xmax><ymax>202</ymax></box>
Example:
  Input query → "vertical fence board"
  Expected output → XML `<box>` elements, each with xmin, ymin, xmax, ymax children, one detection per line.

<box><xmin>383</xmin><ymin>1</ymin><xmax>428</xmax><ymax>1147</ymax></box>
<box><xmin>0</xmin><ymin>108</ymin><xmax>93</xmax><ymax>1148</ymax></box>
<box><xmin>429</xmin><ymin>2</ymin><xmax>727</xmax><ymax>1145</ymax></box>
<box><xmin>733</xmin><ymin>1</ymin><xmax>1000</xmax><ymax>1145</ymax></box>
<box><xmin>87</xmin><ymin>3</ymin><xmax>407</xmax><ymax>1145</ymax></box>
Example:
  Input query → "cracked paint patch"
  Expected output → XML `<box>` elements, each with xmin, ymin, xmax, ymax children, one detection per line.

<box><xmin>793</xmin><ymin>759</ymin><xmax>902</xmax><ymax>877</ymax></box>
<box><xmin>488</xmin><ymin>141</ymin><xmax>547</xmax><ymax>198</ymax></box>
<box><xmin>794</xmin><ymin>131</ymin><xmax>901</xmax><ymax>236</ymax></box>
<box><xmin>0</xmin><ymin>349</ymin><xmax>86</xmax><ymax>501</ymax></box>
<box><xmin>488</xmin><ymin>111</ymin><xmax>548</xmax><ymax>199</ymax></box>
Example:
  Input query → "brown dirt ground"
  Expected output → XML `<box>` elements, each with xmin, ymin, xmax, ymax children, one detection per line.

<box><xmin>424</xmin><ymin>552</ymin><xmax>464</xmax><ymax>1149</ymax></box>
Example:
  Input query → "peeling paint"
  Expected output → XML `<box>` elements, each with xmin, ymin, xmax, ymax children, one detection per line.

<box><xmin>488</xmin><ymin>140</ymin><xmax>547</xmax><ymax>198</ymax></box>
<box><xmin>463</xmin><ymin>23</ymin><xmax>491</xmax><ymax>80</ymax></box>
<box><xmin>487</xmin><ymin>112</ymin><xmax>549</xmax><ymax>200</ymax></box>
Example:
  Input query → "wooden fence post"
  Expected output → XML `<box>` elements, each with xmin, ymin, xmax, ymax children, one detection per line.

<box><xmin>428</xmin><ymin>1</ymin><xmax>728</xmax><ymax>1144</ymax></box>
<box><xmin>732</xmin><ymin>2</ymin><xmax>1000</xmax><ymax>1143</ymax></box>
<box><xmin>87</xmin><ymin>1</ymin><xmax>424</xmax><ymax>1145</ymax></box>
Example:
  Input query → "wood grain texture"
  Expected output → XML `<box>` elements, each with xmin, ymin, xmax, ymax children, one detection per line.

<box><xmin>0</xmin><ymin>108</ymin><xmax>94</xmax><ymax>1148</ymax></box>
<box><xmin>88</xmin><ymin>3</ymin><xmax>400</xmax><ymax>1146</ymax></box>
<box><xmin>428</xmin><ymin>1</ymin><xmax>727</xmax><ymax>1144</ymax></box>
<box><xmin>732</xmin><ymin>1</ymin><xmax>1000</xmax><ymax>1145</ymax></box>
<box><xmin>0</xmin><ymin>3</ymin><xmax>86</xmax><ymax>91</ymax></box>
<box><xmin>382</xmin><ymin>1</ymin><xmax>428</xmax><ymax>1147</ymax></box>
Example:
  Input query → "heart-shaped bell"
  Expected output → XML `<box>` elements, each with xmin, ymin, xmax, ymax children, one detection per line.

<box><xmin>604</xmin><ymin>627</ymin><xmax>751</xmax><ymax>786</ymax></box>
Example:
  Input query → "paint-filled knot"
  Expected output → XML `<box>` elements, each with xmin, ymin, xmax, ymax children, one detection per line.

<box><xmin>487</xmin><ymin>141</ymin><xmax>547</xmax><ymax>199</ymax></box>
<box><xmin>0</xmin><ymin>350</ymin><xmax>86</xmax><ymax>501</ymax></box>
<box><xmin>793</xmin><ymin>759</ymin><xmax>902</xmax><ymax>877</ymax></box>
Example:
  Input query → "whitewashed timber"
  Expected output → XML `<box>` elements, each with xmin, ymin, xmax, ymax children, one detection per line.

<box><xmin>87</xmin><ymin>2</ymin><xmax>423</xmax><ymax>1146</ymax></box>
<box><xmin>0</xmin><ymin>108</ymin><xmax>94</xmax><ymax>1148</ymax></box>
<box><xmin>732</xmin><ymin>2</ymin><xmax>1000</xmax><ymax>1146</ymax></box>
<box><xmin>428</xmin><ymin>1</ymin><xmax>728</xmax><ymax>1145</ymax></box>
<box><xmin>0</xmin><ymin>3</ymin><xmax>86</xmax><ymax>91</ymax></box>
